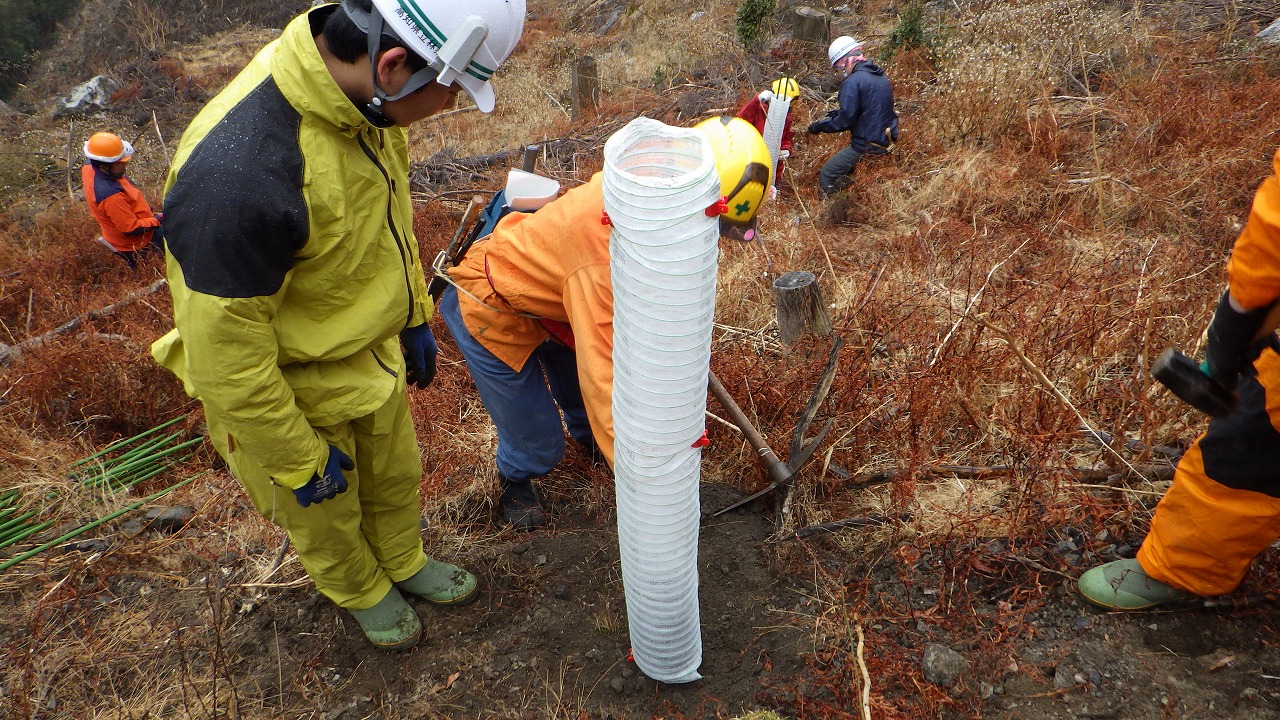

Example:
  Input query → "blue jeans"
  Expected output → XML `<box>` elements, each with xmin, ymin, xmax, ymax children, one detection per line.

<box><xmin>439</xmin><ymin>286</ymin><xmax>592</xmax><ymax>482</ymax></box>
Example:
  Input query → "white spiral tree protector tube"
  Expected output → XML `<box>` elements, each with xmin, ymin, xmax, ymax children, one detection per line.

<box><xmin>604</xmin><ymin>117</ymin><xmax>720</xmax><ymax>684</ymax></box>
<box><xmin>761</xmin><ymin>95</ymin><xmax>791</xmax><ymax>181</ymax></box>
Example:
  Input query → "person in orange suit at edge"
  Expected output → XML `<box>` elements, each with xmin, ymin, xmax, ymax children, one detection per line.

<box><xmin>1078</xmin><ymin>147</ymin><xmax>1280</xmax><ymax>610</ymax></box>
<box><xmin>81</xmin><ymin>131</ymin><xmax>163</xmax><ymax>270</ymax></box>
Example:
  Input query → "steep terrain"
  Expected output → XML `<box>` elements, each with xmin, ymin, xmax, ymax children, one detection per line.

<box><xmin>3</xmin><ymin>1</ymin><xmax>1280</xmax><ymax>718</ymax></box>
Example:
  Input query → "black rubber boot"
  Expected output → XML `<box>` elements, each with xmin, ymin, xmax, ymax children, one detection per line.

<box><xmin>499</xmin><ymin>475</ymin><xmax>547</xmax><ymax>531</ymax></box>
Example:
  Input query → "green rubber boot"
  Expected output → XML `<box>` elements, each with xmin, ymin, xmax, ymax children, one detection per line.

<box><xmin>1078</xmin><ymin>558</ymin><xmax>1193</xmax><ymax>611</ymax></box>
<box><xmin>348</xmin><ymin>587</ymin><xmax>421</xmax><ymax>650</ymax></box>
<box><xmin>396</xmin><ymin>559</ymin><xmax>480</xmax><ymax>606</ymax></box>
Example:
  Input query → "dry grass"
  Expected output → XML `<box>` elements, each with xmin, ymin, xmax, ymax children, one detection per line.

<box><xmin>4</xmin><ymin>0</ymin><xmax>1280</xmax><ymax>717</ymax></box>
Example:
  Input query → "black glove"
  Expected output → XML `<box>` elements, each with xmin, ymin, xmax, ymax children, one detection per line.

<box><xmin>1204</xmin><ymin>290</ymin><xmax>1273</xmax><ymax>385</ymax></box>
<box><xmin>293</xmin><ymin>445</ymin><xmax>354</xmax><ymax>507</ymax></box>
<box><xmin>401</xmin><ymin>323</ymin><xmax>439</xmax><ymax>389</ymax></box>
<box><xmin>807</xmin><ymin>121</ymin><xmax>824</xmax><ymax>135</ymax></box>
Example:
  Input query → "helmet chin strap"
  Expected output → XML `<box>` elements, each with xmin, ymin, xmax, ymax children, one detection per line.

<box><xmin>340</xmin><ymin>0</ymin><xmax>440</xmax><ymax>128</ymax></box>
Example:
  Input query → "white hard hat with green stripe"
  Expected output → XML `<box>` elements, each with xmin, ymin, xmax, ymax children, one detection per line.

<box><xmin>370</xmin><ymin>0</ymin><xmax>525</xmax><ymax>113</ymax></box>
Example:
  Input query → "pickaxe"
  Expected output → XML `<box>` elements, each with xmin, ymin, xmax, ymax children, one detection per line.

<box><xmin>707</xmin><ymin>334</ymin><xmax>844</xmax><ymax>517</ymax></box>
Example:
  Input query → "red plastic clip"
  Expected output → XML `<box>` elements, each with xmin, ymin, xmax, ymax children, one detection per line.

<box><xmin>705</xmin><ymin>196</ymin><xmax>728</xmax><ymax>216</ymax></box>
<box><xmin>601</xmin><ymin>210</ymin><xmax>612</xmax><ymax>226</ymax></box>
<box><xmin>691</xmin><ymin>429</ymin><xmax>710</xmax><ymax>448</ymax></box>
<box><xmin>625</xmin><ymin>648</ymin><xmax>635</xmax><ymax>662</ymax></box>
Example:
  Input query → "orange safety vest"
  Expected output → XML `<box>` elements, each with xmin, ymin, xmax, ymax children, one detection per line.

<box><xmin>82</xmin><ymin>164</ymin><xmax>161</xmax><ymax>252</ymax></box>
<box><xmin>450</xmin><ymin>174</ymin><xmax>616</xmax><ymax>465</ymax></box>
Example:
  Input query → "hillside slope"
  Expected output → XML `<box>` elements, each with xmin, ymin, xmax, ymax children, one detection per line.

<box><xmin>3</xmin><ymin>1</ymin><xmax>1280</xmax><ymax>718</ymax></box>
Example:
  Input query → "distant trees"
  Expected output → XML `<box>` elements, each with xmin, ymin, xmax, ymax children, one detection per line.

<box><xmin>0</xmin><ymin>0</ymin><xmax>81</xmax><ymax>100</ymax></box>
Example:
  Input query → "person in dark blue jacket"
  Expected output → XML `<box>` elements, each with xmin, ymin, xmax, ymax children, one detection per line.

<box><xmin>807</xmin><ymin>36</ymin><xmax>899</xmax><ymax>197</ymax></box>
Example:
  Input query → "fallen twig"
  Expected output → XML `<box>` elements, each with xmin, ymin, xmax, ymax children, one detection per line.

<box><xmin>152</xmin><ymin>110</ymin><xmax>171</xmax><ymax>168</ymax></box>
<box><xmin>0</xmin><ymin>278</ymin><xmax>168</xmax><ymax>364</ymax></box>
<box><xmin>830</xmin><ymin>462</ymin><xmax>1174</xmax><ymax>494</ymax></box>
<box><xmin>1011</xmin><ymin>554</ymin><xmax>1075</xmax><ymax>580</ymax></box>
<box><xmin>786</xmin><ymin>514</ymin><xmax>892</xmax><ymax>540</ymax></box>
<box><xmin>855</xmin><ymin>620</ymin><xmax>872</xmax><ymax>720</ymax></box>
<box><xmin>969</xmin><ymin>315</ymin><xmax>1145</xmax><ymax>479</ymax></box>
<box><xmin>789</xmin><ymin>334</ymin><xmax>845</xmax><ymax>459</ymax></box>
<box><xmin>65</xmin><ymin>120</ymin><xmax>75</xmax><ymax>202</ymax></box>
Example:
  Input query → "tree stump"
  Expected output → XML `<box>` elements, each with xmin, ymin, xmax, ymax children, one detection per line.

<box><xmin>791</xmin><ymin>6</ymin><xmax>829</xmax><ymax>45</ymax></box>
<box><xmin>773</xmin><ymin>271</ymin><xmax>832</xmax><ymax>344</ymax></box>
<box><xmin>571</xmin><ymin>55</ymin><xmax>600</xmax><ymax>121</ymax></box>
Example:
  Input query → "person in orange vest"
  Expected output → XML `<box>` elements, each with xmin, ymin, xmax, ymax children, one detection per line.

<box><xmin>1078</xmin><ymin>147</ymin><xmax>1280</xmax><ymax>610</ymax></box>
<box><xmin>81</xmin><ymin>132</ymin><xmax>163</xmax><ymax>270</ymax></box>
<box><xmin>439</xmin><ymin>116</ymin><xmax>772</xmax><ymax>531</ymax></box>
<box><xmin>736</xmin><ymin>77</ymin><xmax>798</xmax><ymax>198</ymax></box>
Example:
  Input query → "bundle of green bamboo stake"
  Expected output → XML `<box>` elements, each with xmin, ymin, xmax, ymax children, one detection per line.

<box><xmin>0</xmin><ymin>489</ymin><xmax>54</xmax><ymax>554</ymax></box>
<box><xmin>0</xmin><ymin>476</ymin><xmax>199</xmax><ymax>572</ymax></box>
<box><xmin>69</xmin><ymin>415</ymin><xmax>203</xmax><ymax>492</ymax></box>
<box><xmin>0</xmin><ymin>416</ymin><xmax>206</xmax><ymax>572</ymax></box>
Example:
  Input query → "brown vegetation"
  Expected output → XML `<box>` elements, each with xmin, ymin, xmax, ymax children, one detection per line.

<box><xmin>3</xmin><ymin>0</ymin><xmax>1280</xmax><ymax>718</ymax></box>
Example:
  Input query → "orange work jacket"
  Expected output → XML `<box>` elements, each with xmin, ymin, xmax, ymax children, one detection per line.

<box><xmin>449</xmin><ymin>174</ymin><xmax>616</xmax><ymax>465</ymax></box>
<box><xmin>82</xmin><ymin>164</ymin><xmax>161</xmax><ymax>252</ymax></box>
<box><xmin>1227</xmin><ymin>147</ymin><xmax>1280</xmax><ymax>310</ymax></box>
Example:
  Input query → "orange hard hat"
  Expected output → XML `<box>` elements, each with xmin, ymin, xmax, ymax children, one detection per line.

<box><xmin>84</xmin><ymin>132</ymin><xmax>134</xmax><ymax>163</ymax></box>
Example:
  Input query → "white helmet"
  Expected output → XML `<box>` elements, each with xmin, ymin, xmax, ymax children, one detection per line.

<box><xmin>827</xmin><ymin>35</ymin><xmax>863</xmax><ymax>66</ymax></box>
<box><xmin>369</xmin><ymin>0</ymin><xmax>525</xmax><ymax>113</ymax></box>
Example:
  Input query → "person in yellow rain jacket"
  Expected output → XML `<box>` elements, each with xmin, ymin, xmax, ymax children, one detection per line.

<box><xmin>149</xmin><ymin>0</ymin><xmax>525</xmax><ymax>650</ymax></box>
<box><xmin>439</xmin><ymin>116</ymin><xmax>773</xmax><ymax>531</ymax></box>
<box><xmin>1079</xmin><ymin>148</ymin><xmax>1280</xmax><ymax>610</ymax></box>
<box><xmin>81</xmin><ymin>132</ymin><xmax>163</xmax><ymax>269</ymax></box>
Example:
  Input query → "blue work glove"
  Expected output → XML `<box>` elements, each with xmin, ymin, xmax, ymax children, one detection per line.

<box><xmin>401</xmin><ymin>323</ymin><xmax>438</xmax><ymax>389</ymax></box>
<box><xmin>293</xmin><ymin>445</ymin><xmax>354</xmax><ymax>508</ymax></box>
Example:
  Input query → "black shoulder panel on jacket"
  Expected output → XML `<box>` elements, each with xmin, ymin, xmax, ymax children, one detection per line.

<box><xmin>91</xmin><ymin>167</ymin><xmax>124</xmax><ymax>204</ymax></box>
<box><xmin>164</xmin><ymin>77</ymin><xmax>308</xmax><ymax>298</ymax></box>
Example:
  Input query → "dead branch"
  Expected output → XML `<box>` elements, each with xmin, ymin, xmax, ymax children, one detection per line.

<box><xmin>152</xmin><ymin>110</ymin><xmax>171</xmax><ymax>168</ymax></box>
<box><xmin>410</xmin><ymin>134</ymin><xmax>608</xmax><ymax>191</ymax></box>
<box><xmin>408</xmin><ymin>96</ymin><xmax>708</xmax><ymax>193</ymax></box>
<box><xmin>0</xmin><ymin>278</ymin><xmax>169</xmax><ymax>364</ymax></box>
<box><xmin>790</xmin><ymin>334</ymin><xmax>845</xmax><ymax>458</ymax></box>
<box><xmin>830</xmin><ymin>461</ymin><xmax>1175</xmax><ymax>493</ymax></box>
<box><xmin>65</xmin><ymin>120</ymin><xmax>75</xmax><ymax>202</ymax></box>
<box><xmin>969</xmin><ymin>314</ymin><xmax>1145</xmax><ymax>478</ymax></box>
<box><xmin>786</xmin><ymin>514</ymin><xmax>892</xmax><ymax>540</ymax></box>
<box><xmin>421</xmin><ymin>105</ymin><xmax>479</xmax><ymax>125</ymax></box>
<box><xmin>855</xmin><ymin>620</ymin><xmax>872</xmax><ymax>720</ymax></box>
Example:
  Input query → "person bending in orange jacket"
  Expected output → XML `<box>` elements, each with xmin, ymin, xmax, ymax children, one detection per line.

<box><xmin>82</xmin><ymin>132</ymin><xmax>163</xmax><ymax>270</ymax></box>
<box><xmin>439</xmin><ymin>116</ymin><xmax>772</xmax><ymax>530</ymax></box>
<box><xmin>1079</xmin><ymin>147</ymin><xmax>1280</xmax><ymax>610</ymax></box>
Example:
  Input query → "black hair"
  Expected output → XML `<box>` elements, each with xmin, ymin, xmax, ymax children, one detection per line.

<box><xmin>321</xmin><ymin>0</ymin><xmax>429</xmax><ymax>72</ymax></box>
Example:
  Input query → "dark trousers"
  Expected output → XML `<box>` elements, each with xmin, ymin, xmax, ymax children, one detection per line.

<box><xmin>438</xmin><ymin>286</ymin><xmax>593</xmax><ymax>482</ymax></box>
<box><xmin>818</xmin><ymin>146</ymin><xmax>865</xmax><ymax>196</ymax></box>
<box><xmin>104</xmin><ymin>227</ymin><xmax>165</xmax><ymax>270</ymax></box>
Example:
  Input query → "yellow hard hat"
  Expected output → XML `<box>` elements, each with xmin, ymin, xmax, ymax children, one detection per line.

<box><xmin>694</xmin><ymin>116</ymin><xmax>772</xmax><ymax>241</ymax></box>
<box><xmin>770</xmin><ymin>77</ymin><xmax>800</xmax><ymax>101</ymax></box>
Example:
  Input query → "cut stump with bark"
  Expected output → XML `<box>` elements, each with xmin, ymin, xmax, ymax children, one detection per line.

<box><xmin>571</xmin><ymin>56</ymin><xmax>600</xmax><ymax>121</ymax></box>
<box><xmin>791</xmin><ymin>6</ymin><xmax>829</xmax><ymax>45</ymax></box>
<box><xmin>773</xmin><ymin>270</ymin><xmax>832</xmax><ymax>344</ymax></box>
